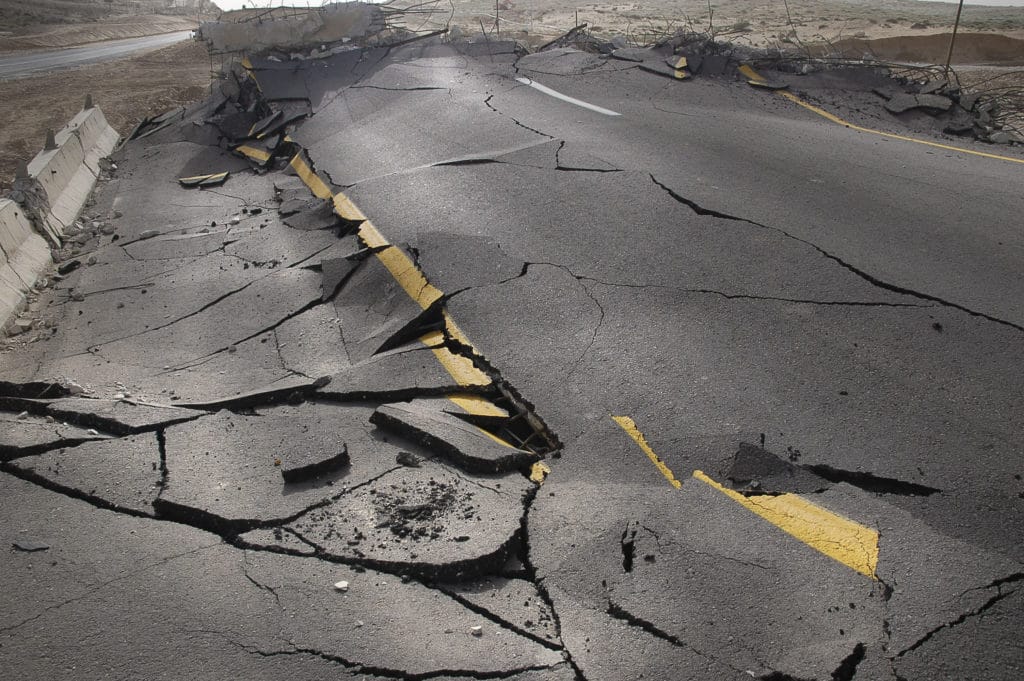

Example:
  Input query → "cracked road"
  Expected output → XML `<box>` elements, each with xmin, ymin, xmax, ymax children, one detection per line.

<box><xmin>2</xmin><ymin>36</ymin><xmax>1023</xmax><ymax>681</ymax></box>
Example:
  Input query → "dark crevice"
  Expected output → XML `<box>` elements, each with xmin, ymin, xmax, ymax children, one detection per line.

<box><xmin>160</xmin><ymin>296</ymin><xmax>325</xmax><ymax>374</ymax></box>
<box><xmin>1</xmin><ymin>461</ymin><xmax>156</xmax><ymax>519</ymax></box>
<box><xmin>484</xmin><ymin>94</ymin><xmax>556</xmax><ymax>140</ymax></box>
<box><xmin>831</xmin><ymin>643</ymin><xmax>866</xmax><ymax>681</ymax></box>
<box><xmin>606</xmin><ymin>600</ymin><xmax>747</xmax><ymax>674</ymax></box>
<box><xmin>650</xmin><ymin>174</ymin><xmax>1024</xmax><ymax>333</ymax></box>
<box><xmin>0</xmin><ymin>380</ymin><xmax>69</xmax><ymax>399</ymax></box>
<box><xmin>518</xmin><ymin>501</ymin><xmax>591</xmax><ymax>681</ymax></box>
<box><xmin>436</xmin><ymin>586</ymin><xmax>563</xmax><ymax>651</ymax></box>
<box><xmin>350</xmin><ymin>85</ymin><xmax>450</xmax><ymax>92</ymax></box>
<box><xmin>231</xmin><ymin>638</ymin><xmax>561</xmax><ymax>680</ymax></box>
<box><xmin>621</xmin><ymin>523</ymin><xmax>637</xmax><ymax>573</ymax></box>
<box><xmin>803</xmin><ymin>465</ymin><xmax>941</xmax><ymax>497</ymax></box>
<box><xmin>156</xmin><ymin>428</ymin><xmax>168</xmax><ymax>490</ymax></box>
<box><xmin>895</xmin><ymin>580</ymin><xmax>1021</xmax><ymax>658</ymax></box>
<box><xmin>0</xmin><ymin>435</ymin><xmax>111</xmax><ymax>463</ymax></box>
<box><xmin>85</xmin><ymin>277</ymin><xmax>268</xmax><ymax>353</ymax></box>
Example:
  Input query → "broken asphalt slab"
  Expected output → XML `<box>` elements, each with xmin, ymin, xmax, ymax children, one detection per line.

<box><xmin>0</xmin><ymin>474</ymin><xmax>562</xmax><ymax>678</ymax></box>
<box><xmin>282</xmin><ymin>458</ymin><xmax>536</xmax><ymax>579</ymax></box>
<box><xmin>370</xmin><ymin>400</ymin><xmax>540</xmax><ymax>474</ymax></box>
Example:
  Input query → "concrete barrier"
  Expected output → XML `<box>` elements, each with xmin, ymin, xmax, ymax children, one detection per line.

<box><xmin>3</xmin><ymin>100</ymin><xmax>119</xmax><ymax>329</ymax></box>
<box><xmin>25</xmin><ymin>104</ymin><xmax>120</xmax><ymax>243</ymax></box>
<box><xmin>0</xmin><ymin>199</ymin><xmax>51</xmax><ymax>330</ymax></box>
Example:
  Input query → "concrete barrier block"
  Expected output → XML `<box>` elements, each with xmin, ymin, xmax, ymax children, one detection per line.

<box><xmin>0</xmin><ymin>199</ymin><xmax>34</xmax><ymax>258</ymax></box>
<box><xmin>0</xmin><ymin>199</ymin><xmax>51</xmax><ymax>328</ymax></box>
<box><xmin>49</xmin><ymin>163</ymin><xmax>97</xmax><ymax>231</ymax></box>
<box><xmin>27</xmin><ymin>133</ymin><xmax>87</xmax><ymax>208</ymax></box>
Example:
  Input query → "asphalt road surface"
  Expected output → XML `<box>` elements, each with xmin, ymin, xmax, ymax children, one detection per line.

<box><xmin>0</xmin><ymin>30</ymin><xmax>193</xmax><ymax>80</ymax></box>
<box><xmin>1</xmin><ymin>38</ymin><xmax>1022</xmax><ymax>681</ymax></box>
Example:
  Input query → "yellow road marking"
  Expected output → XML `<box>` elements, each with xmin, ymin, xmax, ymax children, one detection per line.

<box><xmin>673</xmin><ymin>56</ymin><xmax>689</xmax><ymax>80</ymax></box>
<box><xmin>740</xmin><ymin>64</ymin><xmax>1024</xmax><ymax>166</ymax></box>
<box><xmin>419</xmin><ymin>330</ymin><xmax>491</xmax><ymax>387</ymax></box>
<box><xmin>446</xmin><ymin>393</ymin><xmax>507</xmax><ymax>416</ymax></box>
<box><xmin>738</xmin><ymin>64</ymin><xmax>764</xmax><ymax>82</ymax></box>
<box><xmin>693</xmin><ymin>470</ymin><xmax>879</xmax><ymax>578</ymax></box>
<box><xmin>333</xmin><ymin>192</ymin><xmax>367</xmax><ymax>222</ymax></box>
<box><xmin>289</xmin><ymin>153</ymin><xmax>333</xmax><ymax>199</ymax></box>
<box><xmin>285</xmin><ymin>144</ymin><xmax>532</xmax><ymax>455</ymax></box>
<box><xmin>235</xmin><ymin>145</ymin><xmax>271</xmax><ymax>162</ymax></box>
<box><xmin>612</xmin><ymin>416</ymin><xmax>682</xmax><ymax>489</ymax></box>
<box><xmin>358</xmin><ymin>222</ymin><xmax>444</xmax><ymax>310</ymax></box>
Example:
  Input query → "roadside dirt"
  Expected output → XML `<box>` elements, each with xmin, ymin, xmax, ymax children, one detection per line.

<box><xmin>0</xmin><ymin>15</ymin><xmax>201</xmax><ymax>52</ymax></box>
<box><xmin>0</xmin><ymin>39</ymin><xmax>214</xmax><ymax>193</ymax></box>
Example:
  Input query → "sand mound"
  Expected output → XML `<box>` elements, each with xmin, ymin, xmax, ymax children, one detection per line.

<box><xmin>826</xmin><ymin>33</ymin><xmax>1024</xmax><ymax>66</ymax></box>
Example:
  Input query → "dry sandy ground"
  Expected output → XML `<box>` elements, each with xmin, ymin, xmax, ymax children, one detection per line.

<box><xmin>402</xmin><ymin>0</ymin><xmax>1024</xmax><ymax>47</ymax></box>
<box><xmin>0</xmin><ymin>40</ymin><xmax>214</xmax><ymax>193</ymax></box>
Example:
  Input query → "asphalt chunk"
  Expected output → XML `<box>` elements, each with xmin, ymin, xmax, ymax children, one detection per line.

<box><xmin>370</xmin><ymin>401</ymin><xmax>540</xmax><ymax>474</ymax></box>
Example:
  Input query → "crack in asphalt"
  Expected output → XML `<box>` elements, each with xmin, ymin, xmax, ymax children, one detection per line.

<box><xmin>605</xmin><ymin>600</ymin><xmax>750</xmax><ymax>674</ymax></box>
<box><xmin>894</xmin><ymin>577</ymin><xmax>1022</xmax><ymax>659</ymax></box>
<box><xmin>483</xmin><ymin>93</ymin><xmax>556</xmax><ymax>140</ymax></box>
<box><xmin>649</xmin><ymin>175</ymin><xmax>1024</xmax><ymax>333</ymax></box>
<box><xmin>0</xmin><ymin>541</ymin><xmax>220</xmax><ymax>636</ymax></box>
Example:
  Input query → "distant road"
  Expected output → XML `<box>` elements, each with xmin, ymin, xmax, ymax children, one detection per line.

<box><xmin>0</xmin><ymin>31</ymin><xmax>192</xmax><ymax>80</ymax></box>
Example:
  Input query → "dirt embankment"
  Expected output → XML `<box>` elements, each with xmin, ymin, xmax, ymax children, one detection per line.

<box><xmin>0</xmin><ymin>39</ymin><xmax>214</xmax><ymax>193</ymax></box>
<box><xmin>823</xmin><ymin>32</ymin><xmax>1024</xmax><ymax>66</ymax></box>
<box><xmin>0</xmin><ymin>15</ymin><xmax>202</xmax><ymax>52</ymax></box>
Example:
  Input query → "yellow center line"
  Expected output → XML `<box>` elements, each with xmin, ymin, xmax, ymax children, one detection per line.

<box><xmin>611</xmin><ymin>415</ymin><xmax>683</xmax><ymax>489</ymax></box>
<box><xmin>285</xmin><ymin>144</ymin><xmax>528</xmax><ymax>452</ymax></box>
<box><xmin>235</xmin><ymin>145</ymin><xmax>271</xmax><ymax>162</ymax></box>
<box><xmin>693</xmin><ymin>470</ymin><xmax>879</xmax><ymax>578</ymax></box>
<box><xmin>289</xmin><ymin>153</ymin><xmax>333</xmax><ymax>199</ymax></box>
<box><xmin>673</xmin><ymin>56</ymin><xmax>689</xmax><ymax>80</ymax></box>
<box><xmin>740</xmin><ymin>64</ymin><xmax>1024</xmax><ymax>166</ymax></box>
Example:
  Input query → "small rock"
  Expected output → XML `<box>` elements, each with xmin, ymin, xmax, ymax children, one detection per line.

<box><xmin>230</xmin><ymin>216</ymin><xmax>241</xmax><ymax>225</ymax></box>
<box><xmin>138</xmin><ymin>229</ymin><xmax>160</xmax><ymax>240</ymax></box>
<box><xmin>990</xmin><ymin>131</ymin><xmax>1013</xmax><ymax>144</ymax></box>
<box><xmin>334</xmin><ymin>580</ymin><xmax>350</xmax><ymax>592</ymax></box>
<box><xmin>57</xmin><ymin>260</ymin><xmax>81</xmax><ymax>275</ymax></box>
<box><xmin>12</xmin><ymin>540</ymin><xmax>50</xmax><ymax>552</ymax></box>
<box><xmin>71</xmin><ymin>292</ymin><xmax>85</xmax><ymax>302</ymax></box>
<box><xmin>86</xmin><ymin>255</ymin><xmax>97</xmax><ymax>265</ymax></box>
<box><xmin>471</xmin><ymin>625</ymin><xmax>483</xmax><ymax>637</ymax></box>
<box><xmin>354</xmin><ymin>620</ymin><xmax>364</xmax><ymax>628</ymax></box>
<box><xmin>15</xmin><ymin>411</ymin><xmax>29</xmax><ymax>420</ymax></box>
<box><xmin>65</xmin><ymin>380</ymin><xmax>86</xmax><ymax>395</ymax></box>
<box><xmin>396</xmin><ymin>451</ymin><xmax>421</xmax><ymax>467</ymax></box>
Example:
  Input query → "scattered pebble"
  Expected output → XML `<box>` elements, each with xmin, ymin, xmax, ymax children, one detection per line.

<box><xmin>471</xmin><ymin>625</ymin><xmax>483</xmax><ymax>637</ymax></box>
<box><xmin>354</xmin><ymin>620</ymin><xmax>364</xmax><ymax>628</ymax></box>
<box><xmin>334</xmin><ymin>580</ymin><xmax>349</xmax><ymax>592</ymax></box>
<box><xmin>138</xmin><ymin>229</ymin><xmax>160</xmax><ymax>240</ymax></box>
<box><xmin>15</xmin><ymin>411</ymin><xmax>28</xmax><ymax>420</ymax></box>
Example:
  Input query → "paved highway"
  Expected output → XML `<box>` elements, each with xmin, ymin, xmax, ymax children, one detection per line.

<box><xmin>1</xmin><ymin>38</ymin><xmax>1021</xmax><ymax>681</ymax></box>
<box><xmin>0</xmin><ymin>30</ymin><xmax>192</xmax><ymax>80</ymax></box>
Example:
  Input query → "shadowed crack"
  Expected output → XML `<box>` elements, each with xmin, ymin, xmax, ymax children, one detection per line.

<box><xmin>895</xmin><ymin>576</ymin><xmax>1023</xmax><ymax>658</ymax></box>
<box><xmin>803</xmin><ymin>464</ymin><xmax>940</xmax><ymax>497</ymax></box>
<box><xmin>606</xmin><ymin>600</ymin><xmax>748</xmax><ymax>674</ymax></box>
<box><xmin>226</xmin><ymin>637</ymin><xmax>562</xmax><ymax>680</ymax></box>
<box><xmin>484</xmin><ymin>94</ymin><xmax>555</xmax><ymax>140</ymax></box>
<box><xmin>650</xmin><ymin>175</ymin><xmax>1024</xmax><ymax>332</ymax></box>
<box><xmin>0</xmin><ymin>541</ymin><xmax>220</xmax><ymax>635</ymax></box>
<box><xmin>447</xmin><ymin>260</ymin><xmax>933</xmax><ymax>310</ymax></box>
<box><xmin>435</xmin><ymin>586</ymin><xmax>564</xmax><ymax>652</ymax></box>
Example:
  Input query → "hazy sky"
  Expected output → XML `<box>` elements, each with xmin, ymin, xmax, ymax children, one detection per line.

<box><xmin>209</xmin><ymin>0</ymin><xmax>1024</xmax><ymax>11</ymax></box>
